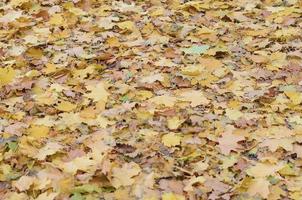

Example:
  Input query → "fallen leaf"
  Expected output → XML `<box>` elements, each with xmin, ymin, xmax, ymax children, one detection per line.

<box><xmin>0</xmin><ymin>10</ymin><xmax>22</xmax><ymax>23</ymax></box>
<box><xmin>13</xmin><ymin>175</ymin><xmax>35</xmax><ymax>191</ymax></box>
<box><xmin>162</xmin><ymin>133</ymin><xmax>181</xmax><ymax>147</ymax></box>
<box><xmin>247</xmin><ymin>178</ymin><xmax>270</xmax><ymax>198</ymax></box>
<box><xmin>56</xmin><ymin>101</ymin><xmax>77</xmax><ymax>112</ymax></box>
<box><xmin>162</xmin><ymin>193</ymin><xmax>185</xmax><ymax>200</ymax></box>
<box><xmin>0</xmin><ymin>67</ymin><xmax>16</xmax><ymax>87</ymax></box>
<box><xmin>84</xmin><ymin>82</ymin><xmax>109</xmax><ymax>102</ymax></box>
<box><xmin>167</xmin><ymin>116</ymin><xmax>184</xmax><ymax>130</ymax></box>
<box><xmin>27</xmin><ymin>125</ymin><xmax>50</xmax><ymax>139</ymax></box>
<box><xmin>217</xmin><ymin>132</ymin><xmax>245</xmax><ymax>155</ymax></box>
<box><xmin>35</xmin><ymin>192</ymin><xmax>58</xmax><ymax>200</ymax></box>
<box><xmin>246</xmin><ymin>163</ymin><xmax>283</xmax><ymax>178</ymax></box>
<box><xmin>34</xmin><ymin>142</ymin><xmax>63</xmax><ymax>160</ymax></box>
<box><xmin>181</xmin><ymin>45</ymin><xmax>209</xmax><ymax>55</ymax></box>
<box><xmin>178</xmin><ymin>90</ymin><xmax>209</xmax><ymax>107</ymax></box>
<box><xmin>225</xmin><ymin>109</ymin><xmax>243</xmax><ymax>121</ymax></box>
<box><xmin>111</xmin><ymin>162</ymin><xmax>141</xmax><ymax>188</ymax></box>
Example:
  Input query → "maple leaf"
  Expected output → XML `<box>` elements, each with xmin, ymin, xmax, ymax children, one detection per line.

<box><xmin>178</xmin><ymin>90</ymin><xmax>209</xmax><ymax>107</ymax></box>
<box><xmin>162</xmin><ymin>193</ymin><xmax>185</xmax><ymax>200</ymax></box>
<box><xmin>217</xmin><ymin>132</ymin><xmax>245</xmax><ymax>155</ymax></box>
<box><xmin>84</xmin><ymin>82</ymin><xmax>109</xmax><ymax>102</ymax></box>
<box><xmin>0</xmin><ymin>67</ymin><xmax>16</xmax><ymax>87</ymax></box>
<box><xmin>13</xmin><ymin>175</ymin><xmax>35</xmax><ymax>191</ymax></box>
<box><xmin>184</xmin><ymin>176</ymin><xmax>205</xmax><ymax>192</ymax></box>
<box><xmin>97</xmin><ymin>16</ymin><xmax>119</xmax><ymax>30</ymax></box>
<box><xmin>260</xmin><ymin>138</ymin><xmax>294</xmax><ymax>152</ymax></box>
<box><xmin>35</xmin><ymin>192</ymin><xmax>58</xmax><ymax>200</ymax></box>
<box><xmin>56</xmin><ymin>101</ymin><xmax>77</xmax><ymax>112</ymax></box>
<box><xmin>246</xmin><ymin>163</ymin><xmax>283</xmax><ymax>178</ymax></box>
<box><xmin>1</xmin><ymin>0</ymin><xmax>302</xmax><ymax>199</ymax></box>
<box><xmin>167</xmin><ymin>116</ymin><xmax>184</xmax><ymax>130</ymax></box>
<box><xmin>140</xmin><ymin>74</ymin><xmax>164</xmax><ymax>84</ymax></box>
<box><xmin>247</xmin><ymin>178</ymin><xmax>270</xmax><ymax>198</ymax></box>
<box><xmin>49</xmin><ymin>14</ymin><xmax>64</xmax><ymax>26</ymax></box>
<box><xmin>225</xmin><ymin>109</ymin><xmax>243</xmax><ymax>121</ymax></box>
<box><xmin>111</xmin><ymin>162</ymin><xmax>141</xmax><ymax>188</ymax></box>
<box><xmin>34</xmin><ymin>142</ymin><xmax>62</xmax><ymax>160</ymax></box>
<box><xmin>181</xmin><ymin>45</ymin><xmax>209</xmax><ymax>55</ymax></box>
<box><xmin>61</xmin><ymin>156</ymin><xmax>96</xmax><ymax>175</ymax></box>
<box><xmin>162</xmin><ymin>133</ymin><xmax>181</xmax><ymax>147</ymax></box>
<box><xmin>27</xmin><ymin>125</ymin><xmax>49</xmax><ymax>139</ymax></box>
<box><xmin>284</xmin><ymin>91</ymin><xmax>302</xmax><ymax>105</ymax></box>
<box><xmin>148</xmin><ymin>95</ymin><xmax>177</xmax><ymax>107</ymax></box>
<box><xmin>0</xmin><ymin>10</ymin><xmax>22</xmax><ymax>23</ymax></box>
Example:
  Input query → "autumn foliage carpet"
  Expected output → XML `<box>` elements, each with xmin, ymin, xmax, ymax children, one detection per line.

<box><xmin>1</xmin><ymin>0</ymin><xmax>302</xmax><ymax>199</ymax></box>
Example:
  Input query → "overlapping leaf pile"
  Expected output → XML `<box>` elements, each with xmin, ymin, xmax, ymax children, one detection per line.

<box><xmin>1</xmin><ymin>0</ymin><xmax>302</xmax><ymax>199</ymax></box>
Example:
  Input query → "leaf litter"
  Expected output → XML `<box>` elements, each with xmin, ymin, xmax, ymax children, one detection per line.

<box><xmin>0</xmin><ymin>0</ymin><xmax>302</xmax><ymax>199</ymax></box>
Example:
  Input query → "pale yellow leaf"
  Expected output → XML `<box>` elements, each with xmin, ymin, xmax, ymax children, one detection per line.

<box><xmin>162</xmin><ymin>133</ymin><xmax>181</xmax><ymax>147</ymax></box>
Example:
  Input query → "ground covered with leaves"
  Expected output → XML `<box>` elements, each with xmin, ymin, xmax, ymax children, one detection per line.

<box><xmin>1</xmin><ymin>0</ymin><xmax>302</xmax><ymax>199</ymax></box>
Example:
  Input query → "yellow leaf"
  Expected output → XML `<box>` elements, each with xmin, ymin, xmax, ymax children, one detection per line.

<box><xmin>267</xmin><ymin>52</ymin><xmax>287</xmax><ymax>70</ymax></box>
<box><xmin>61</xmin><ymin>156</ymin><xmax>96</xmax><ymax>175</ymax></box>
<box><xmin>150</xmin><ymin>7</ymin><xmax>165</xmax><ymax>16</ymax></box>
<box><xmin>72</xmin><ymin>65</ymin><xmax>95</xmax><ymax>80</ymax></box>
<box><xmin>167</xmin><ymin>116</ymin><xmax>184</xmax><ymax>130</ymax></box>
<box><xmin>162</xmin><ymin>133</ymin><xmax>181</xmax><ymax>147</ymax></box>
<box><xmin>117</xmin><ymin>21</ymin><xmax>136</xmax><ymax>31</ymax></box>
<box><xmin>135</xmin><ymin>90</ymin><xmax>153</xmax><ymax>101</ymax></box>
<box><xmin>140</xmin><ymin>74</ymin><xmax>164</xmax><ymax>84</ymax></box>
<box><xmin>162</xmin><ymin>193</ymin><xmax>185</xmax><ymax>200</ymax></box>
<box><xmin>178</xmin><ymin>90</ymin><xmax>209</xmax><ymax>107</ymax></box>
<box><xmin>43</xmin><ymin>63</ymin><xmax>58</xmax><ymax>74</ymax></box>
<box><xmin>246</xmin><ymin>163</ymin><xmax>283</xmax><ymax>178</ymax></box>
<box><xmin>274</xmin><ymin>27</ymin><xmax>300</xmax><ymax>39</ymax></box>
<box><xmin>35</xmin><ymin>192</ymin><xmax>58</xmax><ymax>200</ymax></box>
<box><xmin>84</xmin><ymin>82</ymin><xmax>109</xmax><ymax>102</ymax></box>
<box><xmin>268</xmin><ymin>185</ymin><xmax>286</xmax><ymax>200</ymax></box>
<box><xmin>106</xmin><ymin>37</ymin><xmax>120</xmax><ymax>47</ymax></box>
<box><xmin>284</xmin><ymin>91</ymin><xmax>302</xmax><ymax>105</ymax></box>
<box><xmin>181</xmin><ymin>65</ymin><xmax>203</xmax><ymax>76</ymax></box>
<box><xmin>56</xmin><ymin>101</ymin><xmax>77</xmax><ymax>112</ymax></box>
<box><xmin>49</xmin><ymin>14</ymin><xmax>64</xmax><ymax>26</ymax></box>
<box><xmin>149</xmin><ymin>95</ymin><xmax>177</xmax><ymax>107</ymax></box>
<box><xmin>278</xmin><ymin>164</ymin><xmax>297</xmax><ymax>176</ymax></box>
<box><xmin>27</xmin><ymin>125</ymin><xmax>49</xmax><ymax>139</ymax></box>
<box><xmin>184</xmin><ymin>176</ymin><xmax>205</xmax><ymax>191</ymax></box>
<box><xmin>247</xmin><ymin>178</ymin><xmax>270</xmax><ymax>198</ymax></box>
<box><xmin>25</xmin><ymin>70</ymin><xmax>40</xmax><ymax>78</ymax></box>
<box><xmin>225</xmin><ymin>109</ymin><xmax>243</xmax><ymax>120</ymax></box>
<box><xmin>112</xmin><ymin>162</ymin><xmax>141</xmax><ymax>188</ymax></box>
<box><xmin>260</xmin><ymin>138</ymin><xmax>293</xmax><ymax>152</ymax></box>
<box><xmin>6</xmin><ymin>192</ymin><xmax>28</xmax><ymax>200</ymax></box>
<box><xmin>23</xmin><ymin>35</ymin><xmax>39</xmax><ymax>45</ymax></box>
<box><xmin>0</xmin><ymin>11</ymin><xmax>22</xmax><ymax>23</ymax></box>
<box><xmin>34</xmin><ymin>142</ymin><xmax>62</xmax><ymax>160</ymax></box>
<box><xmin>13</xmin><ymin>176</ymin><xmax>35</xmax><ymax>191</ymax></box>
<box><xmin>9</xmin><ymin>0</ymin><xmax>28</xmax><ymax>7</ymax></box>
<box><xmin>80</xmin><ymin>107</ymin><xmax>97</xmax><ymax>119</ymax></box>
<box><xmin>68</xmin><ymin>7</ymin><xmax>86</xmax><ymax>16</ymax></box>
<box><xmin>0</xmin><ymin>67</ymin><xmax>16</xmax><ymax>87</ymax></box>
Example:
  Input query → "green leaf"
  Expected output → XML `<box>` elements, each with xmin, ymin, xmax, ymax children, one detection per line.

<box><xmin>7</xmin><ymin>141</ymin><xmax>18</xmax><ymax>152</ymax></box>
<box><xmin>72</xmin><ymin>184</ymin><xmax>102</xmax><ymax>194</ymax></box>
<box><xmin>71</xmin><ymin>192</ymin><xmax>84</xmax><ymax>200</ymax></box>
<box><xmin>101</xmin><ymin>186</ymin><xmax>116</xmax><ymax>193</ymax></box>
<box><xmin>181</xmin><ymin>45</ymin><xmax>209</xmax><ymax>55</ymax></box>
